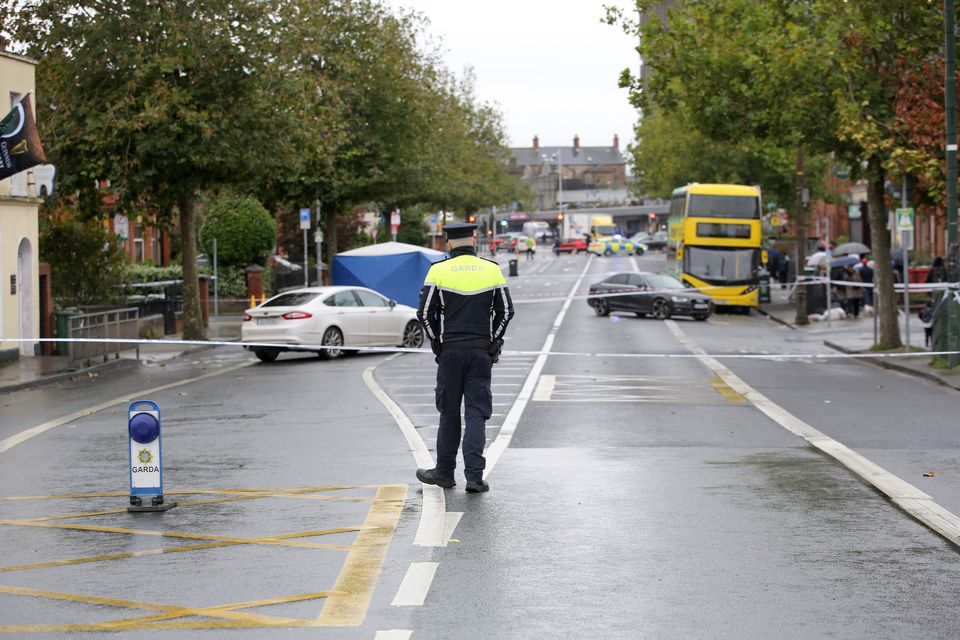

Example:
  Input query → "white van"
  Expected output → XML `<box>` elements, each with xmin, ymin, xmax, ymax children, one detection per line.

<box><xmin>522</xmin><ymin>221</ymin><xmax>552</xmax><ymax>241</ymax></box>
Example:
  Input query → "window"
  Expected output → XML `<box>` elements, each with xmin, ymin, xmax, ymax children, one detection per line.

<box><xmin>688</xmin><ymin>195</ymin><xmax>760</xmax><ymax>219</ymax></box>
<box><xmin>322</xmin><ymin>291</ymin><xmax>359</xmax><ymax>307</ymax></box>
<box><xmin>626</xmin><ymin>274</ymin><xmax>646</xmax><ymax>287</ymax></box>
<box><xmin>684</xmin><ymin>247</ymin><xmax>759</xmax><ymax>285</ymax></box>
<box><xmin>643</xmin><ymin>274</ymin><xmax>685</xmax><ymax>290</ymax></box>
<box><xmin>607</xmin><ymin>274</ymin><xmax>629</xmax><ymax>285</ymax></box>
<box><xmin>265</xmin><ymin>292</ymin><xmax>321</xmax><ymax>307</ymax></box>
<box><xmin>696</xmin><ymin>222</ymin><xmax>752</xmax><ymax>239</ymax></box>
<box><xmin>354</xmin><ymin>289</ymin><xmax>389</xmax><ymax>307</ymax></box>
<box><xmin>133</xmin><ymin>239</ymin><xmax>144</xmax><ymax>263</ymax></box>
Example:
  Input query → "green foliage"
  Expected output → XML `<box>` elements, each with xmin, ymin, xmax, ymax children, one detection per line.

<box><xmin>198</xmin><ymin>195</ymin><xmax>276</xmax><ymax>266</ymax></box>
<box><xmin>395</xmin><ymin>207</ymin><xmax>429</xmax><ymax>247</ymax></box>
<box><xmin>213</xmin><ymin>265</ymin><xmax>249</xmax><ymax>299</ymax></box>
<box><xmin>40</xmin><ymin>218</ymin><xmax>128</xmax><ymax>307</ymax></box>
<box><xmin>631</xmin><ymin>106</ymin><xmax>827</xmax><ymax>208</ymax></box>
<box><xmin>125</xmin><ymin>264</ymin><xmax>185</xmax><ymax>285</ymax></box>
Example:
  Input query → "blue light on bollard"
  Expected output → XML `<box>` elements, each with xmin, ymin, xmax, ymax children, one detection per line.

<box><xmin>127</xmin><ymin>400</ymin><xmax>177</xmax><ymax>513</ymax></box>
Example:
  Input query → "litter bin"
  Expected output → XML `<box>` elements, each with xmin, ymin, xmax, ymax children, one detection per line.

<box><xmin>509</xmin><ymin>259</ymin><xmax>518</xmax><ymax>277</ymax></box>
<box><xmin>758</xmin><ymin>270</ymin><xmax>771</xmax><ymax>304</ymax></box>
<box><xmin>53</xmin><ymin>307</ymin><xmax>81</xmax><ymax>357</ymax></box>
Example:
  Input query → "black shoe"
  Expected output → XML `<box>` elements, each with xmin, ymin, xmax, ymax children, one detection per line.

<box><xmin>416</xmin><ymin>468</ymin><xmax>455</xmax><ymax>489</ymax></box>
<box><xmin>465</xmin><ymin>478</ymin><xmax>489</xmax><ymax>493</ymax></box>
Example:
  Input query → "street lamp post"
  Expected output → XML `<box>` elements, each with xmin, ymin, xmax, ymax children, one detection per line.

<box><xmin>543</xmin><ymin>149</ymin><xmax>565</xmax><ymax>237</ymax></box>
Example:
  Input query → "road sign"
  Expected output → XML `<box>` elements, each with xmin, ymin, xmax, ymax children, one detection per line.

<box><xmin>300</xmin><ymin>207</ymin><xmax>311</xmax><ymax>230</ymax></box>
<box><xmin>114</xmin><ymin>214</ymin><xmax>129</xmax><ymax>240</ymax></box>
<box><xmin>128</xmin><ymin>400</ymin><xmax>176</xmax><ymax>512</ymax></box>
<box><xmin>770</xmin><ymin>215</ymin><xmax>782</xmax><ymax>227</ymax></box>
<box><xmin>896</xmin><ymin>207</ymin><xmax>915</xmax><ymax>231</ymax></box>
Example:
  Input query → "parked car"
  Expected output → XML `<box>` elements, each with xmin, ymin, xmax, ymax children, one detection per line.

<box><xmin>553</xmin><ymin>238</ymin><xmax>588</xmax><ymax>254</ymax></box>
<box><xmin>241</xmin><ymin>286</ymin><xmax>424</xmax><ymax>362</ymax></box>
<box><xmin>631</xmin><ymin>232</ymin><xmax>668</xmax><ymax>250</ymax></box>
<box><xmin>587</xmin><ymin>272</ymin><xmax>713</xmax><ymax>320</ymax></box>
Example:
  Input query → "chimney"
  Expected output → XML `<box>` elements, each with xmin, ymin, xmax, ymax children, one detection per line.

<box><xmin>613</xmin><ymin>134</ymin><xmax>619</xmax><ymax>151</ymax></box>
<box><xmin>533</xmin><ymin>135</ymin><xmax>539</xmax><ymax>150</ymax></box>
<box><xmin>573</xmin><ymin>135</ymin><xmax>580</xmax><ymax>151</ymax></box>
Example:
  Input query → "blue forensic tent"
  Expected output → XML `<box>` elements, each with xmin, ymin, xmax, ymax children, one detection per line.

<box><xmin>331</xmin><ymin>242</ymin><xmax>447</xmax><ymax>308</ymax></box>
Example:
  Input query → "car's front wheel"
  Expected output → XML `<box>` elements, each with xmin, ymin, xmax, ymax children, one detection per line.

<box><xmin>603</xmin><ymin>248</ymin><xmax>613</xmax><ymax>257</ymax></box>
<box><xmin>651</xmin><ymin>298</ymin><xmax>672</xmax><ymax>320</ymax></box>
<box><xmin>401</xmin><ymin>320</ymin><xmax>424</xmax><ymax>348</ymax></box>
<box><xmin>319</xmin><ymin>326</ymin><xmax>344</xmax><ymax>360</ymax></box>
<box><xmin>593</xmin><ymin>298</ymin><xmax>610</xmax><ymax>316</ymax></box>
<box><xmin>693</xmin><ymin>314</ymin><xmax>709</xmax><ymax>321</ymax></box>
<box><xmin>254</xmin><ymin>349</ymin><xmax>279</xmax><ymax>363</ymax></box>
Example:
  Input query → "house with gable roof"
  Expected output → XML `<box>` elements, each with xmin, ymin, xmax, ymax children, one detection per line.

<box><xmin>509</xmin><ymin>134</ymin><xmax>629</xmax><ymax>211</ymax></box>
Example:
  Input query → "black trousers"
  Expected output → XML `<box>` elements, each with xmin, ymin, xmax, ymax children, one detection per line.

<box><xmin>435</xmin><ymin>348</ymin><xmax>493</xmax><ymax>481</ymax></box>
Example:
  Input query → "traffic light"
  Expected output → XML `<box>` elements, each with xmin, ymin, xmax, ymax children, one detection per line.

<box><xmin>649</xmin><ymin>213</ymin><xmax>656</xmax><ymax>220</ymax></box>
<box><xmin>500</xmin><ymin>220</ymin><xmax>507</xmax><ymax>228</ymax></box>
<box><xmin>468</xmin><ymin>214</ymin><xmax>476</xmax><ymax>223</ymax></box>
<box><xmin>557</xmin><ymin>212</ymin><xmax>564</xmax><ymax>221</ymax></box>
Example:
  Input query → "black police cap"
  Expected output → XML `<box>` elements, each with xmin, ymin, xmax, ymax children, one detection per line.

<box><xmin>444</xmin><ymin>222</ymin><xmax>477</xmax><ymax>240</ymax></box>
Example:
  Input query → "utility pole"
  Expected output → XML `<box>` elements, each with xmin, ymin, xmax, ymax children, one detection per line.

<box><xmin>315</xmin><ymin>200</ymin><xmax>324</xmax><ymax>287</ymax></box>
<box><xmin>945</xmin><ymin>0</ymin><xmax>960</xmax><ymax>366</ymax></box>
<box><xmin>794</xmin><ymin>146</ymin><xmax>809</xmax><ymax>325</ymax></box>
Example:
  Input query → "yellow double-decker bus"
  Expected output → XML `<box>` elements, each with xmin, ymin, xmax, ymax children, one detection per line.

<box><xmin>666</xmin><ymin>184</ymin><xmax>763</xmax><ymax>310</ymax></box>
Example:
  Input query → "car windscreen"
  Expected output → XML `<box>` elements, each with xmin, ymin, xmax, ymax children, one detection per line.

<box><xmin>261</xmin><ymin>292</ymin><xmax>320</xmax><ymax>307</ymax></box>
<box><xmin>684</xmin><ymin>247</ymin><xmax>759</xmax><ymax>285</ymax></box>
<box><xmin>688</xmin><ymin>195</ymin><xmax>759</xmax><ymax>219</ymax></box>
<box><xmin>594</xmin><ymin>225</ymin><xmax>618</xmax><ymax>236</ymax></box>
<box><xmin>643</xmin><ymin>275</ymin><xmax>685</xmax><ymax>290</ymax></box>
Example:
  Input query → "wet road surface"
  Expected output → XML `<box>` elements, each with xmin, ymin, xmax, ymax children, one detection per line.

<box><xmin>2</xmin><ymin>251</ymin><xmax>959</xmax><ymax>638</ymax></box>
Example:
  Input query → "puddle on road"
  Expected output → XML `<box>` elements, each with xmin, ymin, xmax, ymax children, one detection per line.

<box><xmin>707</xmin><ymin>451</ymin><xmax>873</xmax><ymax>516</ymax></box>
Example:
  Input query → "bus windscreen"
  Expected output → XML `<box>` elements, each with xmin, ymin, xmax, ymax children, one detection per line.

<box><xmin>684</xmin><ymin>246</ymin><xmax>759</xmax><ymax>285</ymax></box>
<box><xmin>688</xmin><ymin>195</ymin><xmax>759</xmax><ymax>219</ymax></box>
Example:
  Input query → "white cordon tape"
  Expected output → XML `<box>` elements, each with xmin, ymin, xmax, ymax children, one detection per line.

<box><xmin>509</xmin><ymin>279</ymin><xmax>959</xmax><ymax>305</ymax></box>
<box><xmin>4</xmin><ymin>337</ymin><xmax>959</xmax><ymax>361</ymax></box>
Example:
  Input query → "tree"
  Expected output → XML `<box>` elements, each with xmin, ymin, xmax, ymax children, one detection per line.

<box><xmin>266</xmin><ymin>1</ymin><xmax>521</xmax><ymax>266</ymax></box>
<box><xmin>9</xmin><ymin>0</ymin><xmax>303</xmax><ymax>339</ymax></box>
<box><xmin>198</xmin><ymin>195</ymin><xmax>276</xmax><ymax>267</ymax></box>
<box><xmin>823</xmin><ymin>0</ymin><xmax>944</xmax><ymax>347</ymax></box>
<box><xmin>40</xmin><ymin>217</ymin><xmax>127</xmax><ymax>307</ymax></box>
<box><xmin>629</xmin><ymin>105</ymin><xmax>825</xmax><ymax>209</ymax></box>
<box><xmin>617</xmin><ymin>0</ymin><xmax>941</xmax><ymax>341</ymax></box>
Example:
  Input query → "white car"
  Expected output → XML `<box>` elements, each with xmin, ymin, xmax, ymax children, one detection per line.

<box><xmin>241</xmin><ymin>286</ymin><xmax>424</xmax><ymax>362</ymax></box>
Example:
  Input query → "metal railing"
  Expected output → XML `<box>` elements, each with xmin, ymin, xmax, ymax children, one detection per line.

<box><xmin>67</xmin><ymin>307</ymin><xmax>140</xmax><ymax>367</ymax></box>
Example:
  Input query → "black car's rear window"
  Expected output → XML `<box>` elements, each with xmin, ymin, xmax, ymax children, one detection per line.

<box><xmin>262</xmin><ymin>292</ymin><xmax>320</xmax><ymax>307</ymax></box>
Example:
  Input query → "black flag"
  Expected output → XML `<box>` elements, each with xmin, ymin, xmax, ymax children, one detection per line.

<box><xmin>0</xmin><ymin>94</ymin><xmax>46</xmax><ymax>181</ymax></box>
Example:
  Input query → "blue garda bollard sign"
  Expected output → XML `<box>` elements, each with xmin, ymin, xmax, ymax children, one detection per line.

<box><xmin>127</xmin><ymin>400</ymin><xmax>177</xmax><ymax>512</ymax></box>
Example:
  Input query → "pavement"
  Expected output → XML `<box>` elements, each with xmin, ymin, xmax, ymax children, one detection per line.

<box><xmin>0</xmin><ymin>315</ymin><xmax>243</xmax><ymax>394</ymax></box>
<box><xmin>758</xmin><ymin>286</ymin><xmax>960</xmax><ymax>392</ymax></box>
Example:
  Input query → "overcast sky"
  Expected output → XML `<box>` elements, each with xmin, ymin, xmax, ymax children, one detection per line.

<box><xmin>387</xmin><ymin>0</ymin><xmax>640</xmax><ymax>151</ymax></box>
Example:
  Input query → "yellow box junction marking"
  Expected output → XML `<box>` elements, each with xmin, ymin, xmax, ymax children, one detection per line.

<box><xmin>0</xmin><ymin>484</ymin><xmax>407</xmax><ymax>632</ymax></box>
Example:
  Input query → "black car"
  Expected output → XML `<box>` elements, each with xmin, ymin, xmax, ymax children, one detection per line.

<box><xmin>588</xmin><ymin>272</ymin><xmax>713</xmax><ymax>320</ymax></box>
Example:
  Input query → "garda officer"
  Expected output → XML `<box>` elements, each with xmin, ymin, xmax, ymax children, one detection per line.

<box><xmin>416</xmin><ymin>222</ymin><xmax>515</xmax><ymax>493</ymax></box>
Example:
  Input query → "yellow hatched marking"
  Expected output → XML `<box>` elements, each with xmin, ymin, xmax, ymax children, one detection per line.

<box><xmin>0</xmin><ymin>528</ymin><xmax>356</xmax><ymax>574</ymax></box>
<box><xmin>0</xmin><ymin>485</ymin><xmax>363</xmax><ymax>501</ymax></box>
<box><xmin>80</xmin><ymin>591</ymin><xmax>335</xmax><ymax>630</ymax></box>
<box><xmin>316</xmin><ymin>484</ymin><xmax>407</xmax><ymax>627</ymax></box>
<box><xmin>0</xmin><ymin>584</ymin><xmax>303</xmax><ymax>629</ymax></box>
<box><xmin>710</xmin><ymin>375</ymin><xmax>747</xmax><ymax>403</ymax></box>
<box><xmin>0</xmin><ymin>520</ymin><xmax>364</xmax><ymax>550</ymax></box>
<box><xmin>0</xmin><ymin>484</ymin><xmax>408</xmax><ymax>631</ymax></box>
